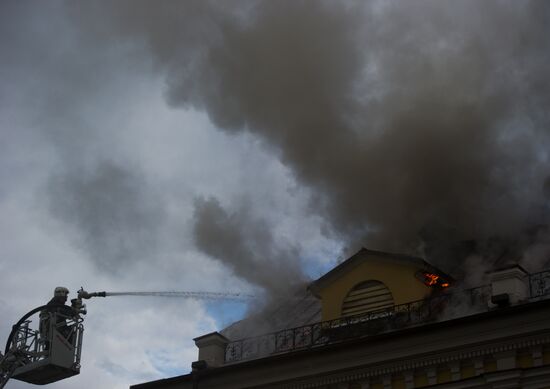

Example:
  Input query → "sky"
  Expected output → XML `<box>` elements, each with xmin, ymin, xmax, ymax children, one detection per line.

<box><xmin>0</xmin><ymin>1</ymin><xmax>340</xmax><ymax>388</ymax></box>
<box><xmin>1</xmin><ymin>1</ymin><xmax>550</xmax><ymax>388</ymax></box>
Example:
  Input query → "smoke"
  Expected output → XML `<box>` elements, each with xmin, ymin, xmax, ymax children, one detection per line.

<box><xmin>70</xmin><ymin>1</ymin><xmax>550</xmax><ymax>279</ymax></box>
<box><xmin>192</xmin><ymin>197</ymin><xmax>304</xmax><ymax>296</ymax></box>
<box><xmin>48</xmin><ymin>161</ymin><xmax>165</xmax><ymax>271</ymax></box>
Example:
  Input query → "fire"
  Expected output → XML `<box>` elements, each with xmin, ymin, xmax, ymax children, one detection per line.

<box><xmin>424</xmin><ymin>273</ymin><xmax>439</xmax><ymax>286</ymax></box>
<box><xmin>419</xmin><ymin>271</ymin><xmax>450</xmax><ymax>288</ymax></box>
<box><xmin>415</xmin><ymin>270</ymin><xmax>451</xmax><ymax>288</ymax></box>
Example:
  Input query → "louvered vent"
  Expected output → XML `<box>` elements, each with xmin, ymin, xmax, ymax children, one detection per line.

<box><xmin>341</xmin><ymin>280</ymin><xmax>394</xmax><ymax>317</ymax></box>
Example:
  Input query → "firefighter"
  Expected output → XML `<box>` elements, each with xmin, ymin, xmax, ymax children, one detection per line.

<box><xmin>41</xmin><ymin>287</ymin><xmax>75</xmax><ymax>347</ymax></box>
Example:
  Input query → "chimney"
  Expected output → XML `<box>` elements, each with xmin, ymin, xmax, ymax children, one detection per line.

<box><xmin>193</xmin><ymin>332</ymin><xmax>229</xmax><ymax>368</ymax></box>
<box><xmin>489</xmin><ymin>265</ymin><xmax>528</xmax><ymax>307</ymax></box>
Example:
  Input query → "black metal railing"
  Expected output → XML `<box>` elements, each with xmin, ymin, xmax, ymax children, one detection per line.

<box><xmin>224</xmin><ymin>268</ymin><xmax>550</xmax><ymax>363</ymax></box>
<box><xmin>224</xmin><ymin>285</ymin><xmax>491</xmax><ymax>363</ymax></box>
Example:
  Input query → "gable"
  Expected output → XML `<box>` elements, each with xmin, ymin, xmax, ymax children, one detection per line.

<box><xmin>309</xmin><ymin>248</ymin><xmax>448</xmax><ymax>321</ymax></box>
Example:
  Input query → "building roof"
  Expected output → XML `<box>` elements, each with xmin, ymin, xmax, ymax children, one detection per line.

<box><xmin>220</xmin><ymin>284</ymin><xmax>321</xmax><ymax>340</ymax></box>
<box><xmin>130</xmin><ymin>296</ymin><xmax>550</xmax><ymax>389</ymax></box>
<box><xmin>131</xmin><ymin>262</ymin><xmax>550</xmax><ymax>388</ymax></box>
<box><xmin>220</xmin><ymin>248</ymin><xmax>453</xmax><ymax>340</ymax></box>
<box><xmin>309</xmin><ymin>247</ymin><xmax>452</xmax><ymax>297</ymax></box>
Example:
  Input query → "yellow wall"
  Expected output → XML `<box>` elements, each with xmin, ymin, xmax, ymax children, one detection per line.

<box><xmin>414</xmin><ymin>373</ymin><xmax>428</xmax><ymax>387</ymax></box>
<box><xmin>437</xmin><ymin>368</ymin><xmax>451</xmax><ymax>384</ymax></box>
<box><xmin>346</xmin><ymin>352</ymin><xmax>544</xmax><ymax>389</ymax></box>
<box><xmin>317</xmin><ymin>255</ymin><xmax>432</xmax><ymax>320</ymax></box>
<box><xmin>517</xmin><ymin>353</ymin><xmax>533</xmax><ymax>368</ymax></box>
<box><xmin>461</xmin><ymin>365</ymin><xmax>475</xmax><ymax>379</ymax></box>
<box><xmin>391</xmin><ymin>376</ymin><xmax>406</xmax><ymax>389</ymax></box>
<box><xmin>484</xmin><ymin>360</ymin><xmax>497</xmax><ymax>373</ymax></box>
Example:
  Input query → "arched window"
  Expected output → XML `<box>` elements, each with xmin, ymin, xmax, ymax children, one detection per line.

<box><xmin>341</xmin><ymin>280</ymin><xmax>394</xmax><ymax>317</ymax></box>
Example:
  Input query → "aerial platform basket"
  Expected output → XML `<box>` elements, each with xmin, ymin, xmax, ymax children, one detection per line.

<box><xmin>2</xmin><ymin>306</ymin><xmax>84</xmax><ymax>386</ymax></box>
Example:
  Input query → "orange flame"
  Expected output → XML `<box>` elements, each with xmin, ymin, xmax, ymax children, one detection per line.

<box><xmin>423</xmin><ymin>272</ymin><xmax>439</xmax><ymax>286</ymax></box>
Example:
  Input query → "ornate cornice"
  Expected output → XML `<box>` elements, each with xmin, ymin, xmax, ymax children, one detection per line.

<box><xmin>282</xmin><ymin>333</ymin><xmax>550</xmax><ymax>389</ymax></box>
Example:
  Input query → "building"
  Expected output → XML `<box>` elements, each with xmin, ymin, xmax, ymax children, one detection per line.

<box><xmin>131</xmin><ymin>248</ymin><xmax>550</xmax><ymax>389</ymax></box>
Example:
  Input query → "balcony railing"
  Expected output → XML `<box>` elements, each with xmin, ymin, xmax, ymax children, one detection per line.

<box><xmin>225</xmin><ymin>285</ymin><xmax>491</xmax><ymax>363</ymax></box>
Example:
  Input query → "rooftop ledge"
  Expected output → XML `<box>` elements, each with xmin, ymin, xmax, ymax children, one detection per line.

<box><xmin>216</xmin><ymin>266</ymin><xmax>550</xmax><ymax>365</ymax></box>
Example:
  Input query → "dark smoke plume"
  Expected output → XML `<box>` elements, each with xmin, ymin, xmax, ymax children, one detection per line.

<box><xmin>73</xmin><ymin>1</ymin><xmax>550</xmax><ymax>279</ymax></box>
<box><xmin>192</xmin><ymin>197</ymin><xmax>304</xmax><ymax>295</ymax></box>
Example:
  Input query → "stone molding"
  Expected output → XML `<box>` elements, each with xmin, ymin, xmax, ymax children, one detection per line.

<box><xmin>284</xmin><ymin>334</ymin><xmax>550</xmax><ymax>389</ymax></box>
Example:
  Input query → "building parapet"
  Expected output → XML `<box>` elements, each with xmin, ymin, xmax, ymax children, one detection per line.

<box><xmin>221</xmin><ymin>267</ymin><xmax>550</xmax><ymax>365</ymax></box>
<box><xmin>225</xmin><ymin>285</ymin><xmax>491</xmax><ymax>363</ymax></box>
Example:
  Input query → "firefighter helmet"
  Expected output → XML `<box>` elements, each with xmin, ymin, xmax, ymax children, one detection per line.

<box><xmin>54</xmin><ymin>287</ymin><xmax>69</xmax><ymax>297</ymax></box>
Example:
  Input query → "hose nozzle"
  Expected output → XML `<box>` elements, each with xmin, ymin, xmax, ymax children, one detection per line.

<box><xmin>78</xmin><ymin>287</ymin><xmax>107</xmax><ymax>299</ymax></box>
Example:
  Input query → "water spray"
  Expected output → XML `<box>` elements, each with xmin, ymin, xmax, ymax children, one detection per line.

<box><xmin>105</xmin><ymin>291</ymin><xmax>254</xmax><ymax>301</ymax></box>
<box><xmin>77</xmin><ymin>288</ymin><xmax>254</xmax><ymax>302</ymax></box>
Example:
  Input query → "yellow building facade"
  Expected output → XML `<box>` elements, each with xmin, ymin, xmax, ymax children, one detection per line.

<box><xmin>132</xmin><ymin>249</ymin><xmax>550</xmax><ymax>389</ymax></box>
<box><xmin>308</xmin><ymin>248</ymin><xmax>445</xmax><ymax>320</ymax></box>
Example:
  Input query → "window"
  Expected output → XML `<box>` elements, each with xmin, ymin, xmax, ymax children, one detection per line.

<box><xmin>341</xmin><ymin>280</ymin><xmax>394</xmax><ymax>317</ymax></box>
